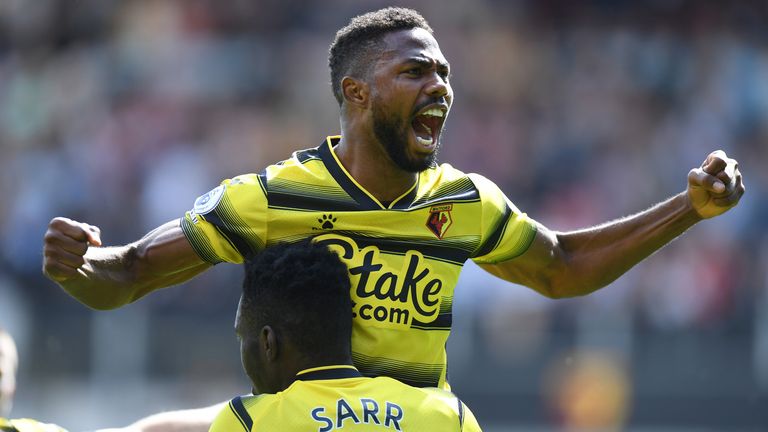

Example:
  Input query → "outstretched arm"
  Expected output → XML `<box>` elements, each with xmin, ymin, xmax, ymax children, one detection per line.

<box><xmin>93</xmin><ymin>402</ymin><xmax>226</xmax><ymax>432</ymax></box>
<box><xmin>482</xmin><ymin>150</ymin><xmax>745</xmax><ymax>298</ymax></box>
<box><xmin>43</xmin><ymin>218</ymin><xmax>211</xmax><ymax>310</ymax></box>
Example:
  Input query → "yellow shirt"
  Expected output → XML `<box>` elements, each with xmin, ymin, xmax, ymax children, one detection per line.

<box><xmin>0</xmin><ymin>418</ymin><xmax>67</xmax><ymax>432</ymax></box>
<box><xmin>183</xmin><ymin>136</ymin><xmax>537</xmax><ymax>389</ymax></box>
<box><xmin>209</xmin><ymin>366</ymin><xmax>481</xmax><ymax>432</ymax></box>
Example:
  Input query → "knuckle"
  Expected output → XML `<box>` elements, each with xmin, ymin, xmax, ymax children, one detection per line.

<box><xmin>49</xmin><ymin>217</ymin><xmax>68</xmax><ymax>228</ymax></box>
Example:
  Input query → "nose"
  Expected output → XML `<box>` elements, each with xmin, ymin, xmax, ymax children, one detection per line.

<box><xmin>426</xmin><ymin>73</ymin><xmax>450</xmax><ymax>100</ymax></box>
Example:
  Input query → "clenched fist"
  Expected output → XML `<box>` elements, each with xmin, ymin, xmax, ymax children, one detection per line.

<box><xmin>42</xmin><ymin>217</ymin><xmax>102</xmax><ymax>282</ymax></box>
<box><xmin>687</xmin><ymin>150</ymin><xmax>745</xmax><ymax>219</ymax></box>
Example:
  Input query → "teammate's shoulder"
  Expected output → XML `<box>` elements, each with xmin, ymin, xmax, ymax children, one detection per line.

<box><xmin>235</xmin><ymin>392</ymin><xmax>275</xmax><ymax>411</ymax></box>
<box><xmin>0</xmin><ymin>418</ymin><xmax>68</xmax><ymax>432</ymax></box>
<box><xmin>416</xmin><ymin>386</ymin><xmax>462</xmax><ymax>403</ymax></box>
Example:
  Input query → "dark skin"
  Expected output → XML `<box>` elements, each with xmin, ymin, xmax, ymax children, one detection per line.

<box><xmin>234</xmin><ymin>297</ymin><xmax>353</xmax><ymax>395</ymax></box>
<box><xmin>42</xmin><ymin>28</ymin><xmax>745</xmax><ymax>309</ymax></box>
<box><xmin>335</xmin><ymin>28</ymin><xmax>452</xmax><ymax>203</ymax></box>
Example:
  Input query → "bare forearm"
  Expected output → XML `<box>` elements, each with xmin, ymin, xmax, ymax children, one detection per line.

<box><xmin>551</xmin><ymin>192</ymin><xmax>701</xmax><ymax>296</ymax></box>
<box><xmin>95</xmin><ymin>402</ymin><xmax>226</xmax><ymax>432</ymax></box>
<box><xmin>56</xmin><ymin>220</ymin><xmax>210</xmax><ymax>310</ymax></box>
<box><xmin>59</xmin><ymin>244</ymin><xmax>143</xmax><ymax>309</ymax></box>
<box><xmin>483</xmin><ymin>150</ymin><xmax>743</xmax><ymax>299</ymax></box>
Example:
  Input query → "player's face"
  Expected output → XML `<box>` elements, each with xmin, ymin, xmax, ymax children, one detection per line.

<box><xmin>0</xmin><ymin>333</ymin><xmax>17</xmax><ymax>417</ymax></box>
<box><xmin>370</xmin><ymin>28</ymin><xmax>452</xmax><ymax>172</ymax></box>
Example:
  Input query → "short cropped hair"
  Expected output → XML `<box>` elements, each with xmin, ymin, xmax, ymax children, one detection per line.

<box><xmin>241</xmin><ymin>239</ymin><xmax>352</xmax><ymax>360</ymax></box>
<box><xmin>328</xmin><ymin>7</ymin><xmax>433</xmax><ymax>106</ymax></box>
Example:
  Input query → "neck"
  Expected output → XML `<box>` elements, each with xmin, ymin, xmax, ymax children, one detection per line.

<box><xmin>280</xmin><ymin>352</ymin><xmax>354</xmax><ymax>390</ymax></box>
<box><xmin>335</xmin><ymin>123</ymin><xmax>417</xmax><ymax>204</ymax></box>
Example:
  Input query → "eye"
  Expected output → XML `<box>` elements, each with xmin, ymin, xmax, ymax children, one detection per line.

<box><xmin>404</xmin><ymin>67</ymin><xmax>422</xmax><ymax>76</ymax></box>
<box><xmin>438</xmin><ymin>67</ymin><xmax>450</xmax><ymax>81</ymax></box>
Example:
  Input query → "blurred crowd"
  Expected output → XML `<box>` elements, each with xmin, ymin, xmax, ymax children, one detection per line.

<box><xmin>0</xmin><ymin>0</ymin><xmax>766</xmax><ymax>430</ymax></box>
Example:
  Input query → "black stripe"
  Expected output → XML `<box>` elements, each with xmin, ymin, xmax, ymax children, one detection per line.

<box><xmin>296</xmin><ymin>367</ymin><xmax>362</xmax><ymax>381</ymax></box>
<box><xmin>411</xmin><ymin>196</ymin><xmax>480</xmax><ymax>211</ymax></box>
<box><xmin>411</xmin><ymin>313</ymin><xmax>452</xmax><ymax>330</ymax></box>
<box><xmin>390</xmin><ymin>177</ymin><xmax>419</xmax><ymax>210</ymax></box>
<box><xmin>473</xmin><ymin>202</ymin><xmax>513</xmax><ymax>258</ymax></box>
<box><xmin>231</xmin><ymin>396</ymin><xmax>253</xmax><ymax>431</ymax></box>
<box><xmin>337</xmin><ymin>233</ymin><xmax>471</xmax><ymax>265</ymax></box>
<box><xmin>205</xmin><ymin>210</ymin><xmax>257</xmax><ymax>259</ymax></box>
<box><xmin>295</xmin><ymin>146</ymin><xmax>321</xmax><ymax>163</ymax></box>
<box><xmin>257</xmin><ymin>170</ymin><xmax>268</xmax><ymax>197</ymax></box>
<box><xmin>268</xmin><ymin>191</ymin><xmax>360</xmax><ymax>212</ymax></box>
<box><xmin>457</xmin><ymin>399</ymin><xmax>465</xmax><ymax>430</ymax></box>
<box><xmin>352</xmin><ymin>354</ymin><xmax>442</xmax><ymax>388</ymax></box>
<box><xmin>180</xmin><ymin>217</ymin><xmax>223</xmax><ymax>264</ymax></box>
<box><xmin>319</xmin><ymin>137</ymin><xmax>381</xmax><ymax>210</ymax></box>
<box><xmin>376</xmin><ymin>375</ymin><xmax>438</xmax><ymax>388</ymax></box>
<box><xmin>412</xmin><ymin>178</ymin><xmax>479</xmax><ymax>207</ymax></box>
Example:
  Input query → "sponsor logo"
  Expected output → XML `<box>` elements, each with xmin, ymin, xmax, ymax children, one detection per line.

<box><xmin>315</xmin><ymin>234</ymin><xmax>443</xmax><ymax>329</ymax></box>
<box><xmin>313</xmin><ymin>214</ymin><xmax>338</xmax><ymax>230</ymax></box>
<box><xmin>193</xmin><ymin>185</ymin><xmax>225</xmax><ymax>215</ymax></box>
<box><xmin>426</xmin><ymin>204</ymin><xmax>453</xmax><ymax>239</ymax></box>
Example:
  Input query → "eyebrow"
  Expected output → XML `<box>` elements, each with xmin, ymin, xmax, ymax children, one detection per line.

<box><xmin>403</xmin><ymin>57</ymin><xmax>450</xmax><ymax>70</ymax></box>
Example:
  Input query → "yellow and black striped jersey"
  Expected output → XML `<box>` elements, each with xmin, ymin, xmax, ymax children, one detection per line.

<box><xmin>0</xmin><ymin>418</ymin><xmax>67</xmax><ymax>432</ymax></box>
<box><xmin>182</xmin><ymin>136</ymin><xmax>537</xmax><ymax>389</ymax></box>
<box><xmin>209</xmin><ymin>365</ymin><xmax>481</xmax><ymax>432</ymax></box>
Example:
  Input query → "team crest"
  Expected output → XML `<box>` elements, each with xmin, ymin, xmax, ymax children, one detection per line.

<box><xmin>426</xmin><ymin>204</ymin><xmax>453</xmax><ymax>239</ymax></box>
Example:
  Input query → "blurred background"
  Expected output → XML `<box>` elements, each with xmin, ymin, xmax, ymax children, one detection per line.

<box><xmin>0</xmin><ymin>0</ymin><xmax>766</xmax><ymax>430</ymax></box>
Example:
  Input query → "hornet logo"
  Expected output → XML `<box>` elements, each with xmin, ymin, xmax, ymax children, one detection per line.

<box><xmin>426</xmin><ymin>204</ymin><xmax>453</xmax><ymax>239</ymax></box>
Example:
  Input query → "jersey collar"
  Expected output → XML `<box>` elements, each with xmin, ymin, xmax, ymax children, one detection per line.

<box><xmin>295</xmin><ymin>364</ymin><xmax>363</xmax><ymax>381</ymax></box>
<box><xmin>319</xmin><ymin>136</ymin><xmax>419</xmax><ymax>211</ymax></box>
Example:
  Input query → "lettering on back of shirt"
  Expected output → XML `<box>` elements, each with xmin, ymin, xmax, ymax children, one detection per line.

<box><xmin>311</xmin><ymin>398</ymin><xmax>403</xmax><ymax>432</ymax></box>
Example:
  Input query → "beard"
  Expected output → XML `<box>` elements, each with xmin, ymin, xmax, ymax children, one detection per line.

<box><xmin>372</xmin><ymin>97</ymin><xmax>439</xmax><ymax>173</ymax></box>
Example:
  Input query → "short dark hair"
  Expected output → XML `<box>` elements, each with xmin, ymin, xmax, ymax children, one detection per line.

<box><xmin>241</xmin><ymin>239</ymin><xmax>352</xmax><ymax>361</ymax></box>
<box><xmin>328</xmin><ymin>7</ymin><xmax>433</xmax><ymax>106</ymax></box>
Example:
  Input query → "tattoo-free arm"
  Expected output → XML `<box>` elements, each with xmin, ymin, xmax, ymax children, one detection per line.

<box><xmin>481</xmin><ymin>192</ymin><xmax>700</xmax><ymax>298</ymax></box>
<box><xmin>481</xmin><ymin>150</ymin><xmax>744</xmax><ymax>298</ymax></box>
<box><xmin>44</xmin><ymin>218</ymin><xmax>211</xmax><ymax>310</ymax></box>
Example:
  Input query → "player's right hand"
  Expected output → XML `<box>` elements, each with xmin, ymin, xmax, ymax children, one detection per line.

<box><xmin>43</xmin><ymin>217</ymin><xmax>102</xmax><ymax>282</ymax></box>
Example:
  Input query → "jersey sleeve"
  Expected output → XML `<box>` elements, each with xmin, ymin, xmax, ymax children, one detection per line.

<box><xmin>469</xmin><ymin>173</ymin><xmax>537</xmax><ymax>264</ymax></box>
<box><xmin>209</xmin><ymin>396</ymin><xmax>255</xmax><ymax>432</ymax></box>
<box><xmin>460</xmin><ymin>402</ymin><xmax>483</xmax><ymax>432</ymax></box>
<box><xmin>180</xmin><ymin>174</ymin><xmax>268</xmax><ymax>264</ymax></box>
<box><xmin>418</xmin><ymin>388</ymin><xmax>484</xmax><ymax>432</ymax></box>
<box><xmin>0</xmin><ymin>418</ymin><xmax>68</xmax><ymax>432</ymax></box>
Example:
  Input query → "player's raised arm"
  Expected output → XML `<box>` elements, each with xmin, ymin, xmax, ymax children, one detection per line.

<box><xmin>480</xmin><ymin>150</ymin><xmax>744</xmax><ymax>299</ymax></box>
<box><xmin>42</xmin><ymin>217</ymin><xmax>211</xmax><ymax>310</ymax></box>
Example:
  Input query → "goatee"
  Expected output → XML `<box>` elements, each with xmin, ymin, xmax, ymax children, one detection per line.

<box><xmin>372</xmin><ymin>101</ymin><xmax>439</xmax><ymax>173</ymax></box>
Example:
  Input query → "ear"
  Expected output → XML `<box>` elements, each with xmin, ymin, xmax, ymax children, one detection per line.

<box><xmin>341</xmin><ymin>76</ymin><xmax>369</xmax><ymax>108</ymax></box>
<box><xmin>260</xmin><ymin>325</ymin><xmax>278</xmax><ymax>362</ymax></box>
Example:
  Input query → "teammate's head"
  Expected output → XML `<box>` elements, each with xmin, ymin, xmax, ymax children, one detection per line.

<box><xmin>0</xmin><ymin>329</ymin><xmax>18</xmax><ymax>417</ymax></box>
<box><xmin>330</xmin><ymin>8</ymin><xmax>452</xmax><ymax>173</ymax></box>
<box><xmin>236</xmin><ymin>239</ymin><xmax>353</xmax><ymax>394</ymax></box>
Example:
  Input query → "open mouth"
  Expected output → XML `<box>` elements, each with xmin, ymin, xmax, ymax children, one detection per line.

<box><xmin>411</xmin><ymin>107</ymin><xmax>446</xmax><ymax>150</ymax></box>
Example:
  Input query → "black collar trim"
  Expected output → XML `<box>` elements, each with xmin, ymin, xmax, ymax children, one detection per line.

<box><xmin>296</xmin><ymin>366</ymin><xmax>363</xmax><ymax>381</ymax></box>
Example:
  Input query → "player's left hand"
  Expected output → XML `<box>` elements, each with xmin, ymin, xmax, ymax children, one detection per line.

<box><xmin>687</xmin><ymin>150</ymin><xmax>745</xmax><ymax>219</ymax></box>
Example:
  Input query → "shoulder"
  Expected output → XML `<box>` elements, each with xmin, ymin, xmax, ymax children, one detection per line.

<box><xmin>424</xmin><ymin>162</ymin><xmax>469</xmax><ymax>183</ymax></box>
<box><xmin>371</xmin><ymin>377</ymin><xmax>459</xmax><ymax>411</ymax></box>
<box><xmin>0</xmin><ymin>418</ymin><xmax>68</xmax><ymax>432</ymax></box>
<box><xmin>424</xmin><ymin>164</ymin><xmax>504</xmax><ymax>194</ymax></box>
<box><xmin>210</xmin><ymin>394</ymin><xmax>274</xmax><ymax>432</ymax></box>
<box><xmin>263</xmin><ymin>146</ymin><xmax>326</xmax><ymax>181</ymax></box>
<box><xmin>415</xmin><ymin>387</ymin><xmax>480</xmax><ymax>431</ymax></box>
<box><xmin>416</xmin><ymin>386</ymin><xmax>463</xmax><ymax>407</ymax></box>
